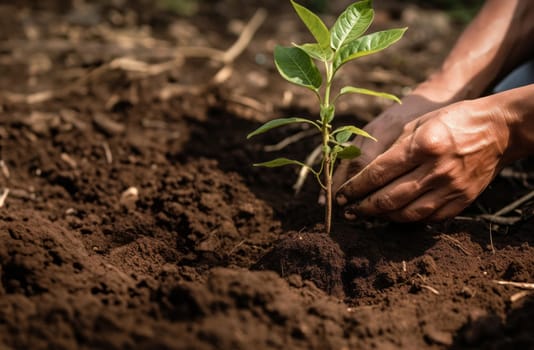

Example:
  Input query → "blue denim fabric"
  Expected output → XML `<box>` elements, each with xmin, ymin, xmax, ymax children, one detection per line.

<box><xmin>493</xmin><ymin>60</ymin><xmax>534</xmax><ymax>93</ymax></box>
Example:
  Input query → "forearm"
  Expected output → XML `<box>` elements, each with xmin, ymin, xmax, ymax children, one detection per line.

<box><xmin>414</xmin><ymin>0</ymin><xmax>534</xmax><ymax>103</ymax></box>
<box><xmin>495</xmin><ymin>84</ymin><xmax>534</xmax><ymax>162</ymax></box>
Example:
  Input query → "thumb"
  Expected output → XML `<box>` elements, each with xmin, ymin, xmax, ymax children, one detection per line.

<box><xmin>332</xmin><ymin>156</ymin><xmax>370</xmax><ymax>204</ymax></box>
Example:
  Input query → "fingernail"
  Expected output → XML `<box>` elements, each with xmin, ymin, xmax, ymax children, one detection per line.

<box><xmin>318</xmin><ymin>194</ymin><xmax>326</xmax><ymax>205</ymax></box>
<box><xmin>336</xmin><ymin>194</ymin><xmax>347</xmax><ymax>206</ymax></box>
<box><xmin>344</xmin><ymin>209</ymin><xmax>357</xmax><ymax>221</ymax></box>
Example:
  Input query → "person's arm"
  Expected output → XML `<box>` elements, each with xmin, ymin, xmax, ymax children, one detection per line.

<box><xmin>336</xmin><ymin>84</ymin><xmax>534</xmax><ymax>222</ymax></box>
<box><xmin>415</xmin><ymin>0</ymin><xmax>534</xmax><ymax>103</ymax></box>
<box><xmin>500</xmin><ymin>84</ymin><xmax>534</xmax><ymax>161</ymax></box>
<box><xmin>332</xmin><ymin>0</ymin><xmax>534</xmax><ymax>195</ymax></box>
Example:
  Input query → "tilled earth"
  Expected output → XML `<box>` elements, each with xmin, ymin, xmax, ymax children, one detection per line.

<box><xmin>1</xmin><ymin>1</ymin><xmax>533</xmax><ymax>349</ymax></box>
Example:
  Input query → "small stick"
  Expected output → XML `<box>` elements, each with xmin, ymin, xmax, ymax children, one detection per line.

<box><xmin>492</xmin><ymin>280</ymin><xmax>534</xmax><ymax>289</ymax></box>
<box><xmin>454</xmin><ymin>215</ymin><xmax>478</xmax><ymax>221</ymax></box>
<box><xmin>0</xmin><ymin>160</ymin><xmax>10</xmax><ymax>178</ymax></box>
<box><xmin>478</xmin><ymin>214</ymin><xmax>522</xmax><ymax>225</ymax></box>
<box><xmin>222</xmin><ymin>9</ymin><xmax>267</xmax><ymax>63</ymax></box>
<box><xmin>455</xmin><ymin>214</ymin><xmax>522</xmax><ymax>225</ymax></box>
<box><xmin>159</xmin><ymin>8</ymin><xmax>267</xmax><ymax>101</ymax></box>
<box><xmin>438</xmin><ymin>234</ymin><xmax>472</xmax><ymax>256</ymax></box>
<box><xmin>108</xmin><ymin>56</ymin><xmax>185</xmax><ymax>76</ymax></box>
<box><xmin>60</xmin><ymin>153</ymin><xmax>77</xmax><ymax>169</ymax></box>
<box><xmin>102</xmin><ymin>142</ymin><xmax>113</xmax><ymax>164</ymax></box>
<box><xmin>293</xmin><ymin>144</ymin><xmax>322</xmax><ymax>195</ymax></box>
<box><xmin>211</xmin><ymin>65</ymin><xmax>234</xmax><ymax>86</ymax></box>
<box><xmin>3</xmin><ymin>9</ymin><xmax>267</xmax><ymax>105</ymax></box>
<box><xmin>500</xmin><ymin>167</ymin><xmax>534</xmax><ymax>186</ymax></box>
<box><xmin>489</xmin><ymin>224</ymin><xmax>495</xmax><ymax>254</ymax></box>
<box><xmin>0</xmin><ymin>188</ymin><xmax>9</xmax><ymax>208</ymax></box>
<box><xmin>510</xmin><ymin>291</ymin><xmax>532</xmax><ymax>303</ymax></box>
<box><xmin>226</xmin><ymin>94</ymin><xmax>268</xmax><ymax>113</ymax></box>
<box><xmin>421</xmin><ymin>284</ymin><xmax>440</xmax><ymax>295</ymax></box>
<box><xmin>228</xmin><ymin>239</ymin><xmax>246</xmax><ymax>255</ymax></box>
<box><xmin>456</xmin><ymin>190</ymin><xmax>534</xmax><ymax>225</ymax></box>
<box><xmin>265</xmin><ymin>129</ymin><xmax>317</xmax><ymax>152</ymax></box>
<box><xmin>494</xmin><ymin>190</ymin><xmax>534</xmax><ymax>216</ymax></box>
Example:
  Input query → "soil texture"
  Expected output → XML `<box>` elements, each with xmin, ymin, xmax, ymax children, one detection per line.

<box><xmin>1</xmin><ymin>1</ymin><xmax>533</xmax><ymax>349</ymax></box>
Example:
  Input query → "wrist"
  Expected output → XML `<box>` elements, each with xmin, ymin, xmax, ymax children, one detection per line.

<box><xmin>498</xmin><ymin>85</ymin><xmax>534</xmax><ymax>161</ymax></box>
<box><xmin>411</xmin><ymin>68</ymin><xmax>482</xmax><ymax>105</ymax></box>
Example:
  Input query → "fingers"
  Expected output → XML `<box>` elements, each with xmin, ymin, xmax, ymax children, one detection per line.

<box><xmin>332</xmin><ymin>157</ymin><xmax>365</xmax><ymax>193</ymax></box>
<box><xmin>426</xmin><ymin>198</ymin><xmax>470</xmax><ymax>222</ymax></box>
<box><xmin>385</xmin><ymin>189</ymin><xmax>455</xmax><ymax>222</ymax></box>
<box><xmin>343</xmin><ymin>164</ymin><xmax>433</xmax><ymax>216</ymax></box>
<box><xmin>344</xmin><ymin>187</ymin><xmax>469</xmax><ymax>223</ymax></box>
<box><xmin>336</xmin><ymin>137</ymin><xmax>422</xmax><ymax>205</ymax></box>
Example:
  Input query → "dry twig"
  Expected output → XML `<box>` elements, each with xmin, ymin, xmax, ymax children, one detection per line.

<box><xmin>492</xmin><ymin>280</ymin><xmax>534</xmax><ymax>290</ymax></box>
<box><xmin>438</xmin><ymin>234</ymin><xmax>472</xmax><ymax>256</ymax></box>
<box><xmin>477</xmin><ymin>215</ymin><xmax>522</xmax><ymax>225</ymax></box>
<box><xmin>0</xmin><ymin>160</ymin><xmax>10</xmax><ymax>179</ymax></box>
<box><xmin>510</xmin><ymin>291</ymin><xmax>532</xmax><ymax>303</ymax></box>
<box><xmin>159</xmin><ymin>8</ymin><xmax>267</xmax><ymax>101</ymax></box>
<box><xmin>455</xmin><ymin>189</ymin><xmax>534</xmax><ymax>226</ymax></box>
<box><xmin>489</xmin><ymin>224</ymin><xmax>495</xmax><ymax>254</ymax></box>
<box><xmin>102</xmin><ymin>142</ymin><xmax>113</xmax><ymax>164</ymax></box>
<box><xmin>493</xmin><ymin>190</ymin><xmax>534</xmax><ymax>216</ymax></box>
<box><xmin>226</xmin><ymin>94</ymin><xmax>270</xmax><ymax>113</ymax></box>
<box><xmin>293</xmin><ymin>144</ymin><xmax>322</xmax><ymax>195</ymax></box>
<box><xmin>0</xmin><ymin>188</ymin><xmax>9</xmax><ymax>208</ymax></box>
<box><xmin>3</xmin><ymin>8</ymin><xmax>267</xmax><ymax>105</ymax></box>
<box><xmin>500</xmin><ymin>167</ymin><xmax>534</xmax><ymax>187</ymax></box>
<box><xmin>421</xmin><ymin>284</ymin><xmax>440</xmax><ymax>295</ymax></box>
<box><xmin>264</xmin><ymin>129</ymin><xmax>317</xmax><ymax>152</ymax></box>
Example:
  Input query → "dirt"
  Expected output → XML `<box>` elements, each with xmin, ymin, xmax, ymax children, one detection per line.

<box><xmin>1</xmin><ymin>1</ymin><xmax>533</xmax><ymax>349</ymax></box>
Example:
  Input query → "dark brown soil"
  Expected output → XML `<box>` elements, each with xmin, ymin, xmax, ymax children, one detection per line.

<box><xmin>255</xmin><ymin>232</ymin><xmax>346</xmax><ymax>297</ymax></box>
<box><xmin>1</xmin><ymin>1</ymin><xmax>533</xmax><ymax>349</ymax></box>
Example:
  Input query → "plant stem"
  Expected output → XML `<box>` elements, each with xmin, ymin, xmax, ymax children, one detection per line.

<box><xmin>323</xmin><ymin>151</ymin><xmax>332</xmax><ymax>234</ymax></box>
<box><xmin>322</xmin><ymin>61</ymin><xmax>334</xmax><ymax>234</ymax></box>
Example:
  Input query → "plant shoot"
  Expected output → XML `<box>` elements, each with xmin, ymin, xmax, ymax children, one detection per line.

<box><xmin>247</xmin><ymin>0</ymin><xmax>406</xmax><ymax>234</ymax></box>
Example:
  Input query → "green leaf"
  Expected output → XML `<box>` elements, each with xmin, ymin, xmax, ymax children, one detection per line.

<box><xmin>290</xmin><ymin>0</ymin><xmax>330</xmax><ymax>49</ymax></box>
<box><xmin>335</xmin><ymin>130</ymin><xmax>352</xmax><ymax>143</ymax></box>
<box><xmin>333</xmin><ymin>125</ymin><xmax>377</xmax><ymax>141</ymax></box>
<box><xmin>334</xmin><ymin>28</ymin><xmax>407</xmax><ymax>71</ymax></box>
<box><xmin>247</xmin><ymin>117</ymin><xmax>320</xmax><ymax>139</ymax></box>
<box><xmin>330</xmin><ymin>0</ymin><xmax>374</xmax><ymax>50</ymax></box>
<box><xmin>294</xmin><ymin>43</ymin><xmax>334</xmax><ymax>61</ymax></box>
<box><xmin>336</xmin><ymin>145</ymin><xmax>361</xmax><ymax>159</ymax></box>
<box><xmin>339</xmin><ymin>86</ymin><xmax>401</xmax><ymax>104</ymax></box>
<box><xmin>320</xmin><ymin>104</ymin><xmax>335</xmax><ymax>124</ymax></box>
<box><xmin>253</xmin><ymin>157</ymin><xmax>310</xmax><ymax>169</ymax></box>
<box><xmin>274</xmin><ymin>46</ymin><xmax>322</xmax><ymax>90</ymax></box>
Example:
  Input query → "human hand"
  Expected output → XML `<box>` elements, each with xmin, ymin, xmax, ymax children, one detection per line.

<box><xmin>335</xmin><ymin>98</ymin><xmax>511</xmax><ymax>222</ymax></box>
<box><xmin>332</xmin><ymin>93</ymin><xmax>447</xmax><ymax>195</ymax></box>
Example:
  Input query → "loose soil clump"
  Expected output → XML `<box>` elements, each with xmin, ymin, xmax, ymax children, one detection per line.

<box><xmin>256</xmin><ymin>231</ymin><xmax>346</xmax><ymax>297</ymax></box>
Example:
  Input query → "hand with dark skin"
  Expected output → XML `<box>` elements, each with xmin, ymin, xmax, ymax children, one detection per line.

<box><xmin>334</xmin><ymin>0</ymin><xmax>534</xmax><ymax>222</ymax></box>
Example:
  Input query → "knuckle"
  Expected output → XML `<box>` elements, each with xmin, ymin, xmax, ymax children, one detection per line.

<box><xmin>417</xmin><ymin>134</ymin><xmax>445</xmax><ymax>155</ymax></box>
<box><xmin>432</xmin><ymin>164</ymin><xmax>456</xmax><ymax>183</ymax></box>
<box><xmin>404</xmin><ymin>204</ymin><xmax>435</xmax><ymax>222</ymax></box>
<box><xmin>402</xmin><ymin>121</ymin><xmax>414</xmax><ymax>135</ymax></box>
<box><xmin>448</xmin><ymin>178</ymin><xmax>467</xmax><ymax>193</ymax></box>
<box><xmin>458</xmin><ymin>188</ymin><xmax>478</xmax><ymax>205</ymax></box>
<box><xmin>374</xmin><ymin>194</ymin><xmax>398</xmax><ymax>211</ymax></box>
<box><xmin>415</xmin><ymin>123</ymin><xmax>449</xmax><ymax>156</ymax></box>
<box><xmin>448</xmin><ymin>179</ymin><xmax>479</xmax><ymax>203</ymax></box>
<box><xmin>397</xmin><ymin>209</ymin><xmax>423</xmax><ymax>222</ymax></box>
<box><xmin>366</xmin><ymin>166</ymin><xmax>385</xmax><ymax>186</ymax></box>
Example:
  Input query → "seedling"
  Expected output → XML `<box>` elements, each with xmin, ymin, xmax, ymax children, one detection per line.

<box><xmin>247</xmin><ymin>0</ymin><xmax>406</xmax><ymax>234</ymax></box>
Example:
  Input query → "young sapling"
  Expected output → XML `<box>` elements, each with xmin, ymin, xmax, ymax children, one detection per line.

<box><xmin>247</xmin><ymin>0</ymin><xmax>406</xmax><ymax>234</ymax></box>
